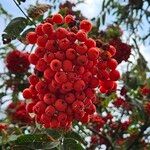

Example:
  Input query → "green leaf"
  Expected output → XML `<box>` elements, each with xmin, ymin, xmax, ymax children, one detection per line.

<box><xmin>102</xmin><ymin>12</ymin><xmax>106</xmax><ymax>25</ymax></box>
<box><xmin>46</xmin><ymin>129</ymin><xmax>61</xmax><ymax>140</ymax></box>
<box><xmin>15</xmin><ymin>134</ymin><xmax>53</xmax><ymax>144</ymax></box>
<box><xmin>20</xmin><ymin>28</ymin><xmax>35</xmax><ymax>43</ymax></box>
<box><xmin>13</xmin><ymin>134</ymin><xmax>59</xmax><ymax>149</ymax></box>
<box><xmin>3</xmin><ymin>17</ymin><xmax>28</xmax><ymax>39</ymax></box>
<box><xmin>64</xmin><ymin>131</ymin><xmax>86</xmax><ymax>145</ymax></box>
<box><xmin>63</xmin><ymin>138</ymin><xmax>84</xmax><ymax>150</ymax></box>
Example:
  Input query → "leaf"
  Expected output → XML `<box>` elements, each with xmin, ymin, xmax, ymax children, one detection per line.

<box><xmin>46</xmin><ymin>129</ymin><xmax>61</xmax><ymax>140</ymax></box>
<box><xmin>63</xmin><ymin>138</ymin><xmax>84</xmax><ymax>150</ymax></box>
<box><xmin>15</xmin><ymin>134</ymin><xmax>54</xmax><ymax>144</ymax></box>
<box><xmin>20</xmin><ymin>28</ymin><xmax>35</xmax><ymax>44</ymax></box>
<box><xmin>3</xmin><ymin>17</ymin><xmax>28</xmax><ymax>43</ymax></box>
<box><xmin>14</xmin><ymin>134</ymin><xmax>59</xmax><ymax>149</ymax></box>
<box><xmin>102</xmin><ymin>12</ymin><xmax>106</xmax><ymax>25</ymax></box>
<box><xmin>27</xmin><ymin>4</ymin><xmax>52</xmax><ymax>19</ymax></box>
<box><xmin>64</xmin><ymin>131</ymin><xmax>87</xmax><ymax>145</ymax></box>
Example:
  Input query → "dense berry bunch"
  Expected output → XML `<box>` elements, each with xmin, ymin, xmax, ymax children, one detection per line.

<box><xmin>7</xmin><ymin>101</ymin><xmax>32</xmax><ymax>124</ymax></box>
<box><xmin>5</xmin><ymin>50</ymin><xmax>29</xmax><ymax>73</ymax></box>
<box><xmin>140</xmin><ymin>85</ymin><xmax>150</xmax><ymax>96</ymax></box>
<box><xmin>0</xmin><ymin>123</ymin><xmax>7</xmax><ymax>132</ymax></box>
<box><xmin>109</xmin><ymin>38</ymin><xmax>131</xmax><ymax>64</ymax></box>
<box><xmin>23</xmin><ymin>14</ymin><xmax>120</xmax><ymax>129</ymax></box>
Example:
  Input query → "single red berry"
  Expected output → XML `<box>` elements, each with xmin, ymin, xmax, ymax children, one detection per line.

<box><xmin>109</xmin><ymin>70</ymin><xmax>120</xmax><ymax>81</ymax></box>
<box><xmin>28</xmin><ymin>74</ymin><xmax>39</xmax><ymax>85</ymax></box>
<box><xmin>80</xmin><ymin>20</ymin><xmax>92</xmax><ymax>32</ymax></box>
<box><xmin>87</xmin><ymin>47</ymin><xmax>100</xmax><ymax>60</ymax></box>
<box><xmin>108</xmin><ymin>45</ymin><xmax>116</xmax><ymax>56</ymax></box>
<box><xmin>42</xmin><ymin>23</ymin><xmax>53</xmax><ymax>35</ymax></box>
<box><xmin>44</xmin><ymin>93</ymin><xmax>56</xmax><ymax>105</ymax></box>
<box><xmin>62</xmin><ymin>60</ymin><xmax>73</xmax><ymax>72</ymax></box>
<box><xmin>107</xmin><ymin>58</ymin><xmax>118</xmax><ymax>70</ymax></box>
<box><xmin>74</xmin><ymin>80</ymin><xmax>85</xmax><ymax>92</ymax></box>
<box><xmin>23</xmin><ymin>88</ymin><xmax>32</xmax><ymax>99</ymax></box>
<box><xmin>54</xmin><ymin>71</ymin><xmax>67</xmax><ymax>84</ymax></box>
<box><xmin>55</xmin><ymin>99</ymin><xmax>67</xmax><ymax>112</ymax></box>
<box><xmin>76</xmin><ymin>55</ymin><xmax>88</xmax><ymax>66</ymax></box>
<box><xmin>76</xmin><ymin>30</ymin><xmax>87</xmax><ymax>42</ymax></box>
<box><xmin>65</xmin><ymin>15</ymin><xmax>74</xmax><ymax>24</ymax></box>
<box><xmin>65</xmin><ymin>93</ymin><xmax>75</xmax><ymax>104</ymax></box>
<box><xmin>28</xmin><ymin>53</ymin><xmax>39</xmax><ymax>65</ymax></box>
<box><xmin>35</xmin><ymin>24</ymin><xmax>44</xmax><ymax>36</ymax></box>
<box><xmin>66</xmin><ymin>48</ymin><xmax>76</xmax><ymax>60</ymax></box>
<box><xmin>45</xmin><ymin>105</ymin><xmax>55</xmax><ymax>117</ymax></box>
<box><xmin>52</xmin><ymin>14</ymin><xmax>64</xmax><ymax>24</ymax></box>
<box><xmin>50</xmin><ymin>59</ymin><xmax>62</xmax><ymax>71</ymax></box>
<box><xmin>26</xmin><ymin>32</ymin><xmax>37</xmax><ymax>44</ymax></box>
<box><xmin>62</xmin><ymin>81</ymin><xmax>73</xmax><ymax>92</ymax></box>
<box><xmin>33</xmin><ymin>101</ymin><xmax>47</xmax><ymax>114</ymax></box>
<box><xmin>37</xmin><ymin>36</ymin><xmax>48</xmax><ymax>47</ymax></box>
<box><xmin>85</xmin><ymin>38</ymin><xmax>96</xmax><ymax>48</ymax></box>
<box><xmin>76</xmin><ymin>43</ymin><xmax>87</xmax><ymax>54</ymax></box>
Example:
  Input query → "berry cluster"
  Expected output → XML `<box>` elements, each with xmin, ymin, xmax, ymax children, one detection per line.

<box><xmin>140</xmin><ymin>85</ymin><xmax>150</xmax><ymax>96</ymax></box>
<box><xmin>109</xmin><ymin>38</ymin><xmax>131</xmax><ymax>64</ymax></box>
<box><xmin>23</xmin><ymin>14</ymin><xmax>120</xmax><ymax>129</ymax></box>
<box><xmin>0</xmin><ymin>123</ymin><xmax>7</xmax><ymax>132</ymax></box>
<box><xmin>5</xmin><ymin>50</ymin><xmax>30</xmax><ymax>74</ymax></box>
<box><xmin>7</xmin><ymin>101</ymin><xmax>32</xmax><ymax>124</ymax></box>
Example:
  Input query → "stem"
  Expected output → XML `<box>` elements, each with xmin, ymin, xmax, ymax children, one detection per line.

<box><xmin>12</xmin><ymin>0</ymin><xmax>36</xmax><ymax>27</ymax></box>
<box><xmin>126</xmin><ymin>120</ymin><xmax>149</xmax><ymax>150</ymax></box>
<box><xmin>87</xmin><ymin>126</ymin><xmax>114</xmax><ymax>150</ymax></box>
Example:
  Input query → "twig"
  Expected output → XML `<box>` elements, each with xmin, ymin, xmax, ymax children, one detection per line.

<box><xmin>12</xmin><ymin>0</ymin><xmax>36</xmax><ymax>27</ymax></box>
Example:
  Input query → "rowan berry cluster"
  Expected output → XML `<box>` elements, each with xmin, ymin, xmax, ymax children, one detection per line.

<box><xmin>140</xmin><ymin>85</ymin><xmax>150</xmax><ymax>96</ymax></box>
<box><xmin>7</xmin><ymin>101</ymin><xmax>32</xmax><ymax>124</ymax></box>
<box><xmin>23</xmin><ymin>13</ymin><xmax>120</xmax><ymax>129</ymax></box>
<box><xmin>5</xmin><ymin>50</ymin><xmax>29</xmax><ymax>74</ymax></box>
<box><xmin>109</xmin><ymin>38</ymin><xmax>131</xmax><ymax>64</ymax></box>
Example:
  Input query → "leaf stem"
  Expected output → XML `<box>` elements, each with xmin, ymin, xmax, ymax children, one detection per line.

<box><xmin>12</xmin><ymin>0</ymin><xmax>36</xmax><ymax>27</ymax></box>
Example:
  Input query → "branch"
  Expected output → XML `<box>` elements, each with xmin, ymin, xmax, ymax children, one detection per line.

<box><xmin>87</xmin><ymin>126</ymin><xmax>114</xmax><ymax>150</ymax></box>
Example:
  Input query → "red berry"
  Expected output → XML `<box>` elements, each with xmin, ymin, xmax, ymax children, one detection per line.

<box><xmin>109</xmin><ymin>70</ymin><xmax>120</xmax><ymax>81</ymax></box>
<box><xmin>42</xmin><ymin>23</ymin><xmax>53</xmax><ymax>35</ymax></box>
<box><xmin>74</xmin><ymin>80</ymin><xmax>85</xmax><ymax>92</ymax></box>
<box><xmin>50</xmin><ymin>59</ymin><xmax>62</xmax><ymax>71</ymax></box>
<box><xmin>76</xmin><ymin>30</ymin><xmax>87</xmax><ymax>42</ymax></box>
<box><xmin>87</xmin><ymin>47</ymin><xmax>100</xmax><ymax>60</ymax></box>
<box><xmin>63</xmin><ymin>60</ymin><xmax>73</xmax><ymax>72</ymax></box>
<box><xmin>65</xmin><ymin>15</ymin><xmax>74</xmax><ymax>24</ymax></box>
<box><xmin>26</xmin><ymin>32</ymin><xmax>37</xmax><ymax>44</ymax></box>
<box><xmin>44</xmin><ymin>93</ymin><xmax>56</xmax><ymax>105</ymax></box>
<box><xmin>52</xmin><ymin>14</ymin><xmax>63</xmax><ymax>24</ymax></box>
<box><xmin>28</xmin><ymin>53</ymin><xmax>39</xmax><ymax>65</ymax></box>
<box><xmin>35</xmin><ymin>24</ymin><xmax>44</xmax><ymax>36</ymax></box>
<box><xmin>55</xmin><ymin>99</ymin><xmax>67</xmax><ymax>112</ymax></box>
<box><xmin>37</xmin><ymin>36</ymin><xmax>48</xmax><ymax>47</ymax></box>
<box><xmin>107</xmin><ymin>58</ymin><xmax>118</xmax><ymax>70</ymax></box>
<box><xmin>45</xmin><ymin>105</ymin><xmax>55</xmax><ymax>117</ymax></box>
<box><xmin>28</xmin><ymin>75</ymin><xmax>39</xmax><ymax>85</ymax></box>
<box><xmin>23</xmin><ymin>88</ymin><xmax>32</xmax><ymax>99</ymax></box>
<box><xmin>54</xmin><ymin>71</ymin><xmax>67</xmax><ymax>84</ymax></box>
<box><xmin>80</xmin><ymin>20</ymin><xmax>92</xmax><ymax>32</ymax></box>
